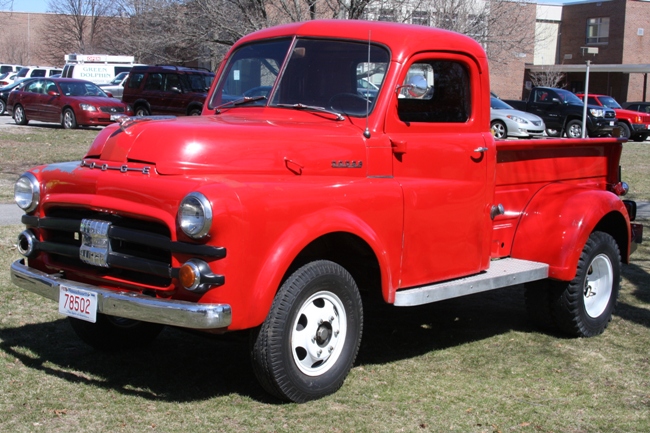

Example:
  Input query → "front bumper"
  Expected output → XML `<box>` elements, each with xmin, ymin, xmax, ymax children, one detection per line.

<box><xmin>587</xmin><ymin>118</ymin><xmax>617</xmax><ymax>136</ymax></box>
<box><xmin>10</xmin><ymin>259</ymin><xmax>232</xmax><ymax>329</ymax></box>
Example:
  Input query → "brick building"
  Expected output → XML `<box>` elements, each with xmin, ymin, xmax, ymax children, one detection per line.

<box><xmin>527</xmin><ymin>0</ymin><xmax>650</xmax><ymax>103</ymax></box>
<box><xmin>0</xmin><ymin>12</ymin><xmax>56</xmax><ymax>67</ymax></box>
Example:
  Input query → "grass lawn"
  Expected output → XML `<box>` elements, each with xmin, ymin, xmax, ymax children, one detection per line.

<box><xmin>0</xmin><ymin>124</ymin><xmax>648</xmax><ymax>432</ymax></box>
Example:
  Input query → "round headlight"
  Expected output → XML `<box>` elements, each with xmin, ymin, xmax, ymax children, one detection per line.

<box><xmin>177</xmin><ymin>192</ymin><xmax>212</xmax><ymax>239</ymax></box>
<box><xmin>14</xmin><ymin>173</ymin><xmax>40</xmax><ymax>213</ymax></box>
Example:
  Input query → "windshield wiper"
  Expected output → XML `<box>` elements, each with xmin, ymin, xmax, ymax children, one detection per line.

<box><xmin>275</xmin><ymin>103</ymin><xmax>344</xmax><ymax>121</ymax></box>
<box><xmin>215</xmin><ymin>95</ymin><xmax>266</xmax><ymax>113</ymax></box>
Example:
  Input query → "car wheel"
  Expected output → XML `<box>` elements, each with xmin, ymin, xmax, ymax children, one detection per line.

<box><xmin>69</xmin><ymin>314</ymin><xmax>164</xmax><ymax>351</ymax></box>
<box><xmin>0</xmin><ymin>99</ymin><xmax>5</xmax><ymax>115</ymax></box>
<box><xmin>188</xmin><ymin>108</ymin><xmax>202</xmax><ymax>116</ymax></box>
<box><xmin>62</xmin><ymin>108</ymin><xmax>78</xmax><ymax>129</ymax></box>
<box><xmin>250</xmin><ymin>260</ymin><xmax>363</xmax><ymax>402</ymax></box>
<box><xmin>490</xmin><ymin>120</ymin><xmax>507</xmax><ymax>139</ymax></box>
<box><xmin>13</xmin><ymin>104</ymin><xmax>28</xmax><ymax>125</ymax></box>
<box><xmin>618</xmin><ymin>122</ymin><xmax>631</xmax><ymax>139</ymax></box>
<box><xmin>631</xmin><ymin>134</ymin><xmax>648</xmax><ymax>142</ymax></box>
<box><xmin>545</xmin><ymin>128</ymin><xmax>560</xmax><ymax>137</ymax></box>
<box><xmin>565</xmin><ymin>120</ymin><xmax>583</xmax><ymax>138</ymax></box>
<box><xmin>135</xmin><ymin>106</ymin><xmax>150</xmax><ymax>116</ymax></box>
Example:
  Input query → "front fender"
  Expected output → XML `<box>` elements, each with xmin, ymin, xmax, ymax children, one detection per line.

<box><xmin>245</xmin><ymin>207</ymin><xmax>400</xmax><ymax>327</ymax></box>
<box><xmin>511</xmin><ymin>183</ymin><xmax>630</xmax><ymax>281</ymax></box>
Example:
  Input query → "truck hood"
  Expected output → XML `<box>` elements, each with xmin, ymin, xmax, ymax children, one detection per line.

<box><xmin>85</xmin><ymin>112</ymin><xmax>368</xmax><ymax>176</ymax></box>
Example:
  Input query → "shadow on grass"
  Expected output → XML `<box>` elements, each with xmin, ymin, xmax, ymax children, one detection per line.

<box><xmin>618</xmin><ymin>261</ymin><xmax>650</xmax><ymax>328</ymax></box>
<box><xmin>0</xmin><ymin>286</ymin><xmax>533</xmax><ymax>404</ymax></box>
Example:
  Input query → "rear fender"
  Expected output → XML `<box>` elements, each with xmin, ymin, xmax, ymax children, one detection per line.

<box><xmin>511</xmin><ymin>183</ymin><xmax>630</xmax><ymax>281</ymax></box>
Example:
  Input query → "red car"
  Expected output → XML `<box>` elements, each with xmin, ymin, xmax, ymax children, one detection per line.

<box><xmin>8</xmin><ymin>77</ymin><xmax>132</xmax><ymax>129</ymax></box>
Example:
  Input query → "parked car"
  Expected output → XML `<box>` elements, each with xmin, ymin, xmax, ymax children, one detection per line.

<box><xmin>576</xmin><ymin>93</ymin><xmax>650</xmax><ymax>142</ymax></box>
<box><xmin>122</xmin><ymin>65</ymin><xmax>214</xmax><ymax>116</ymax></box>
<box><xmin>15</xmin><ymin>66</ymin><xmax>63</xmax><ymax>80</ymax></box>
<box><xmin>0</xmin><ymin>64</ymin><xmax>22</xmax><ymax>74</ymax></box>
<box><xmin>490</xmin><ymin>96</ymin><xmax>545</xmax><ymax>139</ymax></box>
<box><xmin>7</xmin><ymin>77</ymin><xmax>132</xmax><ymax>129</ymax></box>
<box><xmin>623</xmin><ymin>101</ymin><xmax>650</xmax><ymax>114</ymax></box>
<box><xmin>0</xmin><ymin>78</ymin><xmax>37</xmax><ymax>115</ymax></box>
<box><xmin>98</xmin><ymin>71</ymin><xmax>129</xmax><ymax>100</ymax></box>
<box><xmin>0</xmin><ymin>72</ymin><xmax>17</xmax><ymax>86</ymax></box>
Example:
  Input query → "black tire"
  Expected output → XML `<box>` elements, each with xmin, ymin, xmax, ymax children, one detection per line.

<box><xmin>491</xmin><ymin>120</ymin><xmax>507</xmax><ymax>139</ymax></box>
<box><xmin>0</xmin><ymin>98</ymin><xmax>6</xmax><ymax>115</ymax></box>
<box><xmin>135</xmin><ymin>106</ymin><xmax>150</xmax><ymax>116</ymax></box>
<box><xmin>251</xmin><ymin>260</ymin><xmax>363</xmax><ymax>402</ymax></box>
<box><xmin>14</xmin><ymin>104</ymin><xmax>28</xmax><ymax>125</ymax></box>
<box><xmin>62</xmin><ymin>108</ymin><xmax>78</xmax><ymax>129</ymax></box>
<box><xmin>565</xmin><ymin>119</ymin><xmax>583</xmax><ymax>138</ymax></box>
<box><xmin>632</xmin><ymin>134</ymin><xmax>648</xmax><ymax>142</ymax></box>
<box><xmin>188</xmin><ymin>108</ymin><xmax>202</xmax><ymax>116</ymax></box>
<box><xmin>69</xmin><ymin>314</ymin><xmax>164</xmax><ymax>351</ymax></box>
<box><xmin>618</xmin><ymin>122</ymin><xmax>631</xmax><ymax>139</ymax></box>
<box><xmin>552</xmin><ymin>231</ymin><xmax>620</xmax><ymax>337</ymax></box>
<box><xmin>545</xmin><ymin>127</ymin><xmax>561</xmax><ymax>137</ymax></box>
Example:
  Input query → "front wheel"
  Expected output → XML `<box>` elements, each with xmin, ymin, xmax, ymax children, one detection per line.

<box><xmin>251</xmin><ymin>260</ymin><xmax>363</xmax><ymax>402</ymax></box>
<box><xmin>62</xmin><ymin>108</ymin><xmax>78</xmax><ymax>129</ymax></box>
<box><xmin>69</xmin><ymin>314</ymin><xmax>164</xmax><ymax>351</ymax></box>
<box><xmin>491</xmin><ymin>120</ymin><xmax>507</xmax><ymax>139</ymax></box>
<box><xmin>135</xmin><ymin>106</ymin><xmax>150</xmax><ymax>116</ymax></box>
<box><xmin>618</xmin><ymin>122</ymin><xmax>631</xmax><ymax>139</ymax></box>
<box><xmin>565</xmin><ymin>119</ymin><xmax>583</xmax><ymax>138</ymax></box>
<box><xmin>632</xmin><ymin>134</ymin><xmax>648</xmax><ymax>142</ymax></box>
<box><xmin>0</xmin><ymin>98</ymin><xmax>6</xmax><ymax>115</ymax></box>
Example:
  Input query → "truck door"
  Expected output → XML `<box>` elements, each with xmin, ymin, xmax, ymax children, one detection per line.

<box><xmin>385</xmin><ymin>53</ymin><xmax>491</xmax><ymax>288</ymax></box>
<box><xmin>528</xmin><ymin>88</ymin><xmax>563</xmax><ymax>130</ymax></box>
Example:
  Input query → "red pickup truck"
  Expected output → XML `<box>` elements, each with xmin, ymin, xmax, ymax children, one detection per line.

<box><xmin>10</xmin><ymin>20</ymin><xmax>643</xmax><ymax>402</ymax></box>
<box><xmin>577</xmin><ymin>93</ymin><xmax>650</xmax><ymax>142</ymax></box>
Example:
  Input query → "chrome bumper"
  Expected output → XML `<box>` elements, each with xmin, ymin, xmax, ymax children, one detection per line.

<box><xmin>10</xmin><ymin>259</ymin><xmax>232</xmax><ymax>329</ymax></box>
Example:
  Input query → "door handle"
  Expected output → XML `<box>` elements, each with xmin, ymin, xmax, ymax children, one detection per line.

<box><xmin>474</xmin><ymin>147</ymin><xmax>488</xmax><ymax>153</ymax></box>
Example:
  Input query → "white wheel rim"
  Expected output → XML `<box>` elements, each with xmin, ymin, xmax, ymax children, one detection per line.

<box><xmin>291</xmin><ymin>290</ymin><xmax>347</xmax><ymax>376</ymax></box>
<box><xmin>583</xmin><ymin>253</ymin><xmax>613</xmax><ymax>318</ymax></box>
<box><xmin>64</xmin><ymin>112</ymin><xmax>73</xmax><ymax>128</ymax></box>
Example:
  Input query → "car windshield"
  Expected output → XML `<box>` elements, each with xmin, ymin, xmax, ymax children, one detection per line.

<box><xmin>597</xmin><ymin>96</ymin><xmax>622</xmax><ymax>109</ymax></box>
<box><xmin>490</xmin><ymin>97</ymin><xmax>514</xmax><ymax>110</ymax></box>
<box><xmin>109</xmin><ymin>72</ymin><xmax>129</xmax><ymax>85</ymax></box>
<box><xmin>211</xmin><ymin>38</ymin><xmax>390</xmax><ymax>117</ymax></box>
<box><xmin>59</xmin><ymin>81</ymin><xmax>108</xmax><ymax>97</ymax></box>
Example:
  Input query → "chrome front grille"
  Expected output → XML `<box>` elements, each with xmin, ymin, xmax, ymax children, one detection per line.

<box><xmin>22</xmin><ymin>207</ymin><xmax>225</xmax><ymax>289</ymax></box>
<box><xmin>99</xmin><ymin>106</ymin><xmax>126</xmax><ymax>114</ymax></box>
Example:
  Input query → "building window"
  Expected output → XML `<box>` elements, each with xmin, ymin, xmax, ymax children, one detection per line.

<box><xmin>586</xmin><ymin>17</ymin><xmax>609</xmax><ymax>44</ymax></box>
<box><xmin>412</xmin><ymin>10</ymin><xmax>429</xmax><ymax>26</ymax></box>
<box><xmin>379</xmin><ymin>9</ymin><xmax>396</xmax><ymax>21</ymax></box>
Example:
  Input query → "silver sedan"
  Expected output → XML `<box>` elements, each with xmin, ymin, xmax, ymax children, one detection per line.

<box><xmin>490</xmin><ymin>97</ymin><xmax>545</xmax><ymax>139</ymax></box>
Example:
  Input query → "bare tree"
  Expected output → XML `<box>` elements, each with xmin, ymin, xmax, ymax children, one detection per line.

<box><xmin>38</xmin><ymin>0</ymin><xmax>116</xmax><ymax>65</ymax></box>
<box><xmin>529</xmin><ymin>66</ymin><xmax>565</xmax><ymax>88</ymax></box>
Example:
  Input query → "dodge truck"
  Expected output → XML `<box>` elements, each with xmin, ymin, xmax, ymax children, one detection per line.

<box><xmin>10</xmin><ymin>20</ymin><xmax>643</xmax><ymax>403</ymax></box>
<box><xmin>504</xmin><ymin>86</ymin><xmax>618</xmax><ymax>138</ymax></box>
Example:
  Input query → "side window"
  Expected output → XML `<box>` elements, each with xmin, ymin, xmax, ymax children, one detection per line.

<box><xmin>31</xmin><ymin>69</ymin><xmax>47</xmax><ymax>78</ymax></box>
<box><xmin>397</xmin><ymin>60</ymin><xmax>470</xmax><ymax>123</ymax></box>
<box><xmin>26</xmin><ymin>80</ymin><xmax>45</xmax><ymax>93</ymax></box>
<box><xmin>163</xmin><ymin>73</ymin><xmax>182</xmax><ymax>92</ymax></box>
<box><xmin>145</xmin><ymin>73</ymin><xmax>163</xmax><ymax>91</ymax></box>
<box><xmin>533</xmin><ymin>89</ymin><xmax>549</xmax><ymax>103</ymax></box>
<box><xmin>128</xmin><ymin>72</ymin><xmax>145</xmax><ymax>89</ymax></box>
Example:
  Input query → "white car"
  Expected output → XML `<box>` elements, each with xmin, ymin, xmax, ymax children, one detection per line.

<box><xmin>490</xmin><ymin>97</ymin><xmax>545</xmax><ymax>139</ymax></box>
<box><xmin>99</xmin><ymin>71</ymin><xmax>129</xmax><ymax>100</ymax></box>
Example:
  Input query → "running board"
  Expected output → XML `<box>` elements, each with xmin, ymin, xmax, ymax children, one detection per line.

<box><xmin>393</xmin><ymin>258</ymin><xmax>549</xmax><ymax>307</ymax></box>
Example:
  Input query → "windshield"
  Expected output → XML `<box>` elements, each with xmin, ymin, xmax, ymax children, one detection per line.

<box><xmin>211</xmin><ymin>38</ymin><xmax>390</xmax><ymax>117</ymax></box>
<box><xmin>60</xmin><ymin>81</ymin><xmax>108</xmax><ymax>97</ymax></box>
<box><xmin>596</xmin><ymin>96</ymin><xmax>622</xmax><ymax>109</ymax></box>
<box><xmin>490</xmin><ymin>97</ymin><xmax>514</xmax><ymax>110</ymax></box>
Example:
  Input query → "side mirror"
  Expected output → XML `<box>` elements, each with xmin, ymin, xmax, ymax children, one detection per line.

<box><xmin>47</xmin><ymin>90</ymin><xmax>60</xmax><ymax>97</ymax></box>
<box><xmin>407</xmin><ymin>75</ymin><xmax>430</xmax><ymax>98</ymax></box>
<box><xmin>171</xmin><ymin>87</ymin><xmax>182</xmax><ymax>94</ymax></box>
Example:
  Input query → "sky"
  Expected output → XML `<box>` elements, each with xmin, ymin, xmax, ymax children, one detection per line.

<box><xmin>4</xmin><ymin>0</ymin><xmax>50</xmax><ymax>13</ymax></box>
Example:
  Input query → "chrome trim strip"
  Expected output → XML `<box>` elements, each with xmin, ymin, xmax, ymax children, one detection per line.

<box><xmin>10</xmin><ymin>259</ymin><xmax>231</xmax><ymax>329</ymax></box>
